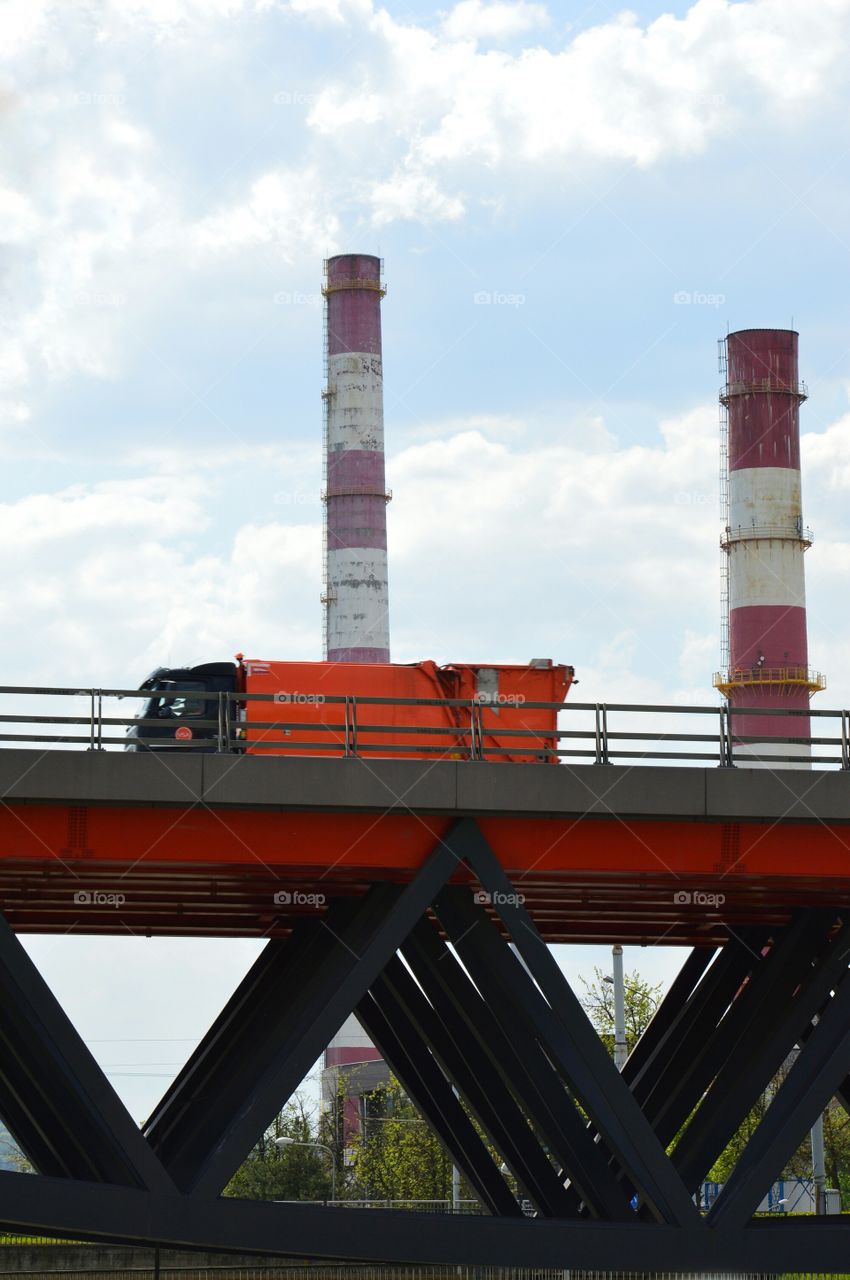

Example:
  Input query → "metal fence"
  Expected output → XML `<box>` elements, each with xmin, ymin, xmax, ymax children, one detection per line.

<box><xmin>0</xmin><ymin>1264</ymin><xmax>829</xmax><ymax>1279</ymax></box>
<box><xmin>0</xmin><ymin>1260</ymin><xmax>817</xmax><ymax>1280</ymax></box>
<box><xmin>0</xmin><ymin>684</ymin><xmax>848</xmax><ymax>769</ymax></box>
<box><xmin>0</xmin><ymin>1236</ymin><xmax>837</xmax><ymax>1276</ymax></box>
<box><xmin>0</xmin><ymin>1273</ymin><xmax>803</xmax><ymax>1280</ymax></box>
<box><xmin>276</xmin><ymin>1201</ymin><xmax>484</xmax><ymax>1214</ymax></box>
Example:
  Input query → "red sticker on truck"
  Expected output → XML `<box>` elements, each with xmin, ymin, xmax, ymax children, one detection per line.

<box><xmin>175</xmin><ymin>725</ymin><xmax>193</xmax><ymax>741</ymax></box>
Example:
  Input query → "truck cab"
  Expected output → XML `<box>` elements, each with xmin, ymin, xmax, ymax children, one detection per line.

<box><xmin>125</xmin><ymin>662</ymin><xmax>237</xmax><ymax>751</ymax></box>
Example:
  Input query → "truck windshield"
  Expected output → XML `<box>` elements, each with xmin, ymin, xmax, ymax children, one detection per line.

<box><xmin>152</xmin><ymin>680</ymin><xmax>207</xmax><ymax>718</ymax></box>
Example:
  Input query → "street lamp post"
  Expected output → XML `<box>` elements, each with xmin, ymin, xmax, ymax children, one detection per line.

<box><xmin>274</xmin><ymin>1137</ymin><xmax>336</xmax><ymax>1202</ymax></box>
<box><xmin>812</xmin><ymin>1113</ymin><xmax>826</xmax><ymax>1215</ymax></box>
<box><xmin>604</xmin><ymin>944</ymin><xmax>628</xmax><ymax>1070</ymax></box>
<box><xmin>448</xmin><ymin>1090</ymin><xmax>460</xmax><ymax>1208</ymax></box>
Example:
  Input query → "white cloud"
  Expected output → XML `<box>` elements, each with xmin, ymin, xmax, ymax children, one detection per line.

<box><xmin>385</xmin><ymin>406</ymin><xmax>721</xmax><ymax>699</ymax></box>
<box><xmin>302</xmin><ymin>0</ymin><xmax>850</xmax><ymax>222</ymax></box>
<box><xmin>195</xmin><ymin>170</ymin><xmax>341</xmax><ymax>257</ymax></box>
<box><xmin>284</xmin><ymin>0</ymin><xmax>372</xmax><ymax>21</ymax></box>
<box><xmin>369</xmin><ymin>168</ymin><xmax>466</xmax><ymax>225</ymax></box>
<box><xmin>0</xmin><ymin>0</ymin><xmax>50</xmax><ymax>61</ymax></box>
<box><xmin>0</xmin><ymin>400</ymin><xmax>724</xmax><ymax>695</ymax></box>
<box><xmin>0</xmin><ymin>71</ymin><xmax>175</xmax><ymax>415</ymax></box>
<box><xmin>804</xmin><ymin>400</ymin><xmax>850</xmax><ymax>495</ymax></box>
<box><xmin>0</xmin><ymin>471</ymin><xmax>320</xmax><ymax>684</ymax></box>
<box><xmin>3</xmin><ymin>0</ymin><xmax>848</xmax><ymax>438</ymax></box>
<box><xmin>440</xmin><ymin>0</ymin><xmax>549</xmax><ymax>43</ymax></box>
<box><xmin>0</xmin><ymin>477</ymin><xmax>208</xmax><ymax>549</ymax></box>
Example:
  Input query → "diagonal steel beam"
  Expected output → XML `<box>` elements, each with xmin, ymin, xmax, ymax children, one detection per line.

<box><xmin>674</xmin><ymin>911</ymin><xmax>850</xmax><ymax>1189</ymax></box>
<box><xmin>146</xmin><ymin>924</ymin><xmax>308</xmax><ymax>1145</ymax></box>
<box><xmin>146</xmin><ymin>901</ymin><xmax>381</xmax><ymax>1189</ymax></box>
<box><xmin>425</xmin><ymin>895</ymin><xmax>632</xmax><ymax>1220</ymax></box>
<box><xmin>400</xmin><ymin>926</ymin><xmax>594</xmax><ymax>1217</ymax></box>
<box><xmin>641</xmin><ymin>914</ymin><xmax>829</xmax><ymax>1149</ymax></box>
<box><xmin>622</xmin><ymin>946</ymin><xmax>715</xmax><ymax>1086</ymax></box>
<box><xmin>710</xmin><ymin>968</ymin><xmax>850</xmax><ymax>1229</ymax></box>
<box><xmin>629</xmin><ymin>932</ymin><xmax>765</xmax><ymax>1127</ymax></box>
<box><xmin>0</xmin><ymin>913</ymin><xmax>173</xmax><ymax>1192</ymax></box>
<box><xmin>145</xmin><ymin>832</ymin><xmax>461</xmax><ymax>1197</ymax></box>
<box><xmin>451</xmin><ymin>820</ymin><xmax>701</xmax><ymax>1228</ymax></box>
<box><xmin>356</xmin><ymin>981</ymin><xmax>521</xmax><ymax>1217</ymax></box>
<box><xmin>374</xmin><ymin>951</ymin><xmax>575</xmax><ymax>1216</ymax></box>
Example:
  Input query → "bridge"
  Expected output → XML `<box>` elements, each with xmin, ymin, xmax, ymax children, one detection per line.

<box><xmin>1</xmin><ymin>686</ymin><xmax>849</xmax><ymax>1271</ymax></box>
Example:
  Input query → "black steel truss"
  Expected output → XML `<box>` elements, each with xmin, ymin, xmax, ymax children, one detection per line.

<box><xmin>1</xmin><ymin>817</ymin><xmax>850</xmax><ymax>1270</ymax></box>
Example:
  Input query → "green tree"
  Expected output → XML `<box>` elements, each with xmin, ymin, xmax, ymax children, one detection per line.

<box><xmin>223</xmin><ymin>1094</ymin><xmax>334</xmax><ymax>1202</ymax></box>
<box><xmin>347</xmin><ymin>1075</ymin><xmax>453</xmax><ymax>1202</ymax></box>
<box><xmin>578</xmin><ymin>965</ymin><xmax>662</xmax><ymax>1054</ymax></box>
<box><xmin>823</xmin><ymin>1103</ymin><xmax>850</xmax><ymax>1206</ymax></box>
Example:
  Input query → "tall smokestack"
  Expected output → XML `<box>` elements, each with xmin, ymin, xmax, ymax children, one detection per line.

<box><xmin>321</xmin><ymin>254</ymin><xmax>390</xmax><ymax>663</ymax></box>
<box><xmin>321</xmin><ymin>257</ymin><xmax>391</xmax><ymax>1126</ymax></box>
<box><xmin>715</xmin><ymin>328</ymin><xmax>825</xmax><ymax>765</ymax></box>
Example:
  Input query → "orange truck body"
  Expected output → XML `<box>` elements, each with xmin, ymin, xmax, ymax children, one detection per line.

<box><xmin>237</xmin><ymin>659</ymin><xmax>574</xmax><ymax>762</ymax></box>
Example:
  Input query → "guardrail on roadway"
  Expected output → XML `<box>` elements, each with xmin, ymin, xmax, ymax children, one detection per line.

<box><xmin>0</xmin><ymin>685</ymin><xmax>847</xmax><ymax>768</ymax></box>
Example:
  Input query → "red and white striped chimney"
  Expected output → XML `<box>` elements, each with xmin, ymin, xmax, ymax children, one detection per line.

<box><xmin>716</xmin><ymin>328</ymin><xmax>824</xmax><ymax>765</ymax></box>
<box><xmin>321</xmin><ymin>257</ymin><xmax>390</xmax><ymax>1122</ymax></box>
<box><xmin>321</xmin><ymin>254</ymin><xmax>390</xmax><ymax>664</ymax></box>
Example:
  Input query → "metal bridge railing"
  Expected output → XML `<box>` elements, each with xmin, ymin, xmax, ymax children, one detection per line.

<box><xmin>0</xmin><ymin>685</ymin><xmax>847</xmax><ymax>769</ymax></box>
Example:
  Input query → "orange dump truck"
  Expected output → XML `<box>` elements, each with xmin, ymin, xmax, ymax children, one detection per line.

<box><xmin>127</xmin><ymin>658</ymin><xmax>575</xmax><ymax>761</ymax></box>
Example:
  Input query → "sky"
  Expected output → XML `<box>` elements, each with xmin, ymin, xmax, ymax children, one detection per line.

<box><xmin>2</xmin><ymin>0</ymin><xmax>850</xmax><ymax>1130</ymax></box>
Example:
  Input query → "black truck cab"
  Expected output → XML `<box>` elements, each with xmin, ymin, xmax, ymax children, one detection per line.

<box><xmin>125</xmin><ymin>661</ymin><xmax>237</xmax><ymax>750</ymax></box>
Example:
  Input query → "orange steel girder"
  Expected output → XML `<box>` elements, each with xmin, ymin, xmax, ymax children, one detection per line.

<box><xmin>0</xmin><ymin>803</ymin><xmax>845</xmax><ymax>879</ymax></box>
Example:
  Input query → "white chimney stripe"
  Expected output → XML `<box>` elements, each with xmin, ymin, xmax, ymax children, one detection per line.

<box><xmin>326</xmin><ymin>547</ymin><xmax>390</xmax><ymax>656</ymax></box>
<box><xmin>727</xmin><ymin>543</ymin><xmax>807</xmax><ymax>610</ymax></box>
<box><xmin>728</xmin><ymin>467</ymin><xmax>802</xmax><ymax>532</ymax></box>
<box><xmin>327</xmin><ymin>353</ymin><xmax>384</xmax><ymax>452</ymax></box>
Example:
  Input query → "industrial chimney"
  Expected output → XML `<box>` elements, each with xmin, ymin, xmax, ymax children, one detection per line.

<box><xmin>715</xmin><ymin>328</ymin><xmax>825</xmax><ymax>765</ymax></box>
<box><xmin>321</xmin><ymin>256</ymin><xmax>391</xmax><ymax>1135</ymax></box>
<box><xmin>321</xmin><ymin>254</ymin><xmax>391</xmax><ymax>663</ymax></box>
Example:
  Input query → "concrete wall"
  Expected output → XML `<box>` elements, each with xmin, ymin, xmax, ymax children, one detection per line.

<box><xmin>0</xmin><ymin>1246</ymin><xmax>295</xmax><ymax>1275</ymax></box>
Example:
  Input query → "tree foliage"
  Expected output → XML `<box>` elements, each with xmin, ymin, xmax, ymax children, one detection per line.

<box><xmin>223</xmin><ymin>1094</ymin><xmax>334</xmax><ymax>1202</ymax></box>
<box><xmin>347</xmin><ymin>1075</ymin><xmax>453</xmax><ymax>1202</ymax></box>
<box><xmin>578</xmin><ymin>965</ymin><xmax>662</xmax><ymax>1054</ymax></box>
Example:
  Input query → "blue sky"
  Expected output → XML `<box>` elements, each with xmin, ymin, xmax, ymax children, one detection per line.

<box><xmin>3</xmin><ymin>0</ymin><xmax>850</xmax><ymax>1126</ymax></box>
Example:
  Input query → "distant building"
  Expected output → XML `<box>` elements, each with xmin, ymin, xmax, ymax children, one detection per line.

<box><xmin>322</xmin><ymin>1015</ymin><xmax>389</xmax><ymax>1145</ymax></box>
